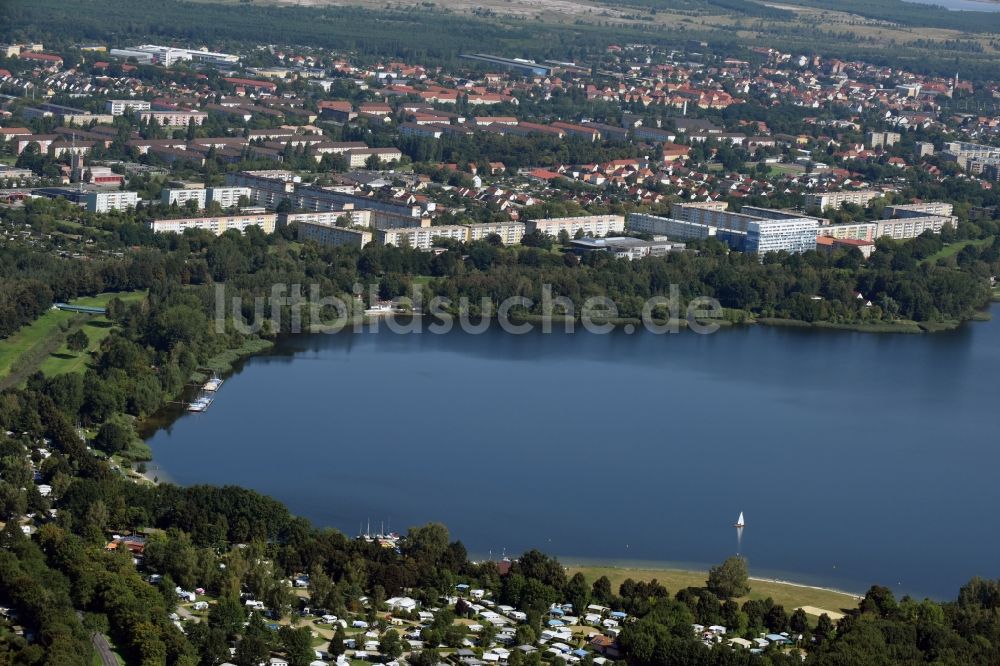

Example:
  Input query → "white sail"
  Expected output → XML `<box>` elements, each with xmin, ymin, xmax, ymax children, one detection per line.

<box><xmin>735</xmin><ymin>512</ymin><xmax>745</xmax><ymax>527</ymax></box>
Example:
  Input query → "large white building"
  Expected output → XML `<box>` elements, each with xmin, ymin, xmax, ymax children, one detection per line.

<box><xmin>86</xmin><ymin>190</ymin><xmax>138</xmax><ymax>213</ymax></box>
<box><xmin>150</xmin><ymin>213</ymin><xmax>277</xmax><ymax>235</ymax></box>
<box><xmin>109</xmin><ymin>45</ymin><xmax>239</xmax><ymax>67</ymax></box>
<box><xmin>639</xmin><ymin>205</ymin><xmax>817</xmax><ymax>254</ymax></box>
<box><xmin>627</xmin><ymin>213</ymin><xmax>718</xmax><ymax>240</ymax></box>
<box><xmin>804</xmin><ymin>190</ymin><xmax>884</xmax><ymax>211</ymax></box>
<box><xmin>105</xmin><ymin>99</ymin><xmax>151</xmax><ymax>116</ymax></box>
<box><xmin>378</xmin><ymin>225</ymin><xmax>469</xmax><ymax>249</ymax></box>
<box><xmin>162</xmin><ymin>187</ymin><xmax>207</xmax><ymax>208</ymax></box>
<box><xmin>140</xmin><ymin>110</ymin><xmax>207</xmax><ymax>127</ymax></box>
<box><xmin>207</xmin><ymin>186</ymin><xmax>252</xmax><ymax>210</ymax></box>
<box><xmin>875</xmin><ymin>216</ymin><xmax>950</xmax><ymax>240</ymax></box>
<box><xmin>467</xmin><ymin>221</ymin><xmax>525</xmax><ymax>245</ymax></box>
<box><xmin>526</xmin><ymin>215</ymin><xmax>625</xmax><ymax>238</ymax></box>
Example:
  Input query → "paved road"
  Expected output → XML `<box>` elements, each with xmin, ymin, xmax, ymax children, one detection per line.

<box><xmin>92</xmin><ymin>632</ymin><xmax>118</xmax><ymax>666</ymax></box>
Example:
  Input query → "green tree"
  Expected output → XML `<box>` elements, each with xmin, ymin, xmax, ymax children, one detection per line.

<box><xmin>329</xmin><ymin>624</ymin><xmax>346</xmax><ymax>656</ymax></box>
<box><xmin>66</xmin><ymin>329</ymin><xmax>90</xmax><ymax>352</ymax></box>
<box><xmin>280</xmin><ymin>625</ymin><xmax>314</xmax><ymax>666</ymax></box>
<box><xmin>706</xmin><ymin>556</ymin><xmax>750</xmax><ymax>599</ymax></box>
<box><xmin>379</xmin><ymin>628</ymin><xmax>403</xmax><ymax>659</ymax></box>
<box><xmin>93</xmin><ymin>415</ymin><xmax>134</xmax><ymax>455</ymax></box>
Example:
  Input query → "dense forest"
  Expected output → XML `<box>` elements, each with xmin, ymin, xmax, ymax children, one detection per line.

<box><xmin>2</xmin><ymin>0</ymin><xmax>1000</xmax><ymax>80</ymax></box>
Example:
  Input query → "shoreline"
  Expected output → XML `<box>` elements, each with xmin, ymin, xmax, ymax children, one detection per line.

<box><xmin>559</xmin><ymin>559</ymin><xmax>863</xmax><ymax>600</ymax></box>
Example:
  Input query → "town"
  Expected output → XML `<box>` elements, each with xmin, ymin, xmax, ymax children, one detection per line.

<box><xmin>3</xmin><ymin>2</ymin><xmax>1000</xmax><ymax>665</ymax></box>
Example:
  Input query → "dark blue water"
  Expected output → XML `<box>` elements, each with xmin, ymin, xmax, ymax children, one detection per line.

<box><xmin>147</xmin><ymin>313</ymin><xmax>1000</xmax><ymax>600</ymax></box>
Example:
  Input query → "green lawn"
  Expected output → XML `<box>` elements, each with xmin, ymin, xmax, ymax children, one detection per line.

<box><xmin>0</xmin><ymin>291</ymin><xmax>146</xmax><ymax>387</ymax></box>
<box><xmin>567</xmin><ymin>565</ymin><xmax>860</xmax><ymax>617</ymax></box>
<box><xmin>922</xmin><ymin>237</ymin><xmax>993</xmax><ymax>265</ymax></box>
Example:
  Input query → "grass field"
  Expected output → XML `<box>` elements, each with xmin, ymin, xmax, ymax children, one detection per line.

<box><xmin>922</xmin><ymin>237</ymin><xmax>994</xmax><ymax>265</ymax></box>
<box><xmin>566</xmin><ymin>565</ymin><xmax>860</xmax><ymax>617</ymax></box>
<box><xmin>0</xmin><ymin>291</ymin><xmax>146</xmax><ymax>388</ymax></box>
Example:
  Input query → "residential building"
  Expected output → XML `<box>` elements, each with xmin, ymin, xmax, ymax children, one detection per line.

<box><xmin>818</xmin><ymin>222</ymin><xmax>878</xmax><ymax>242</ymax></box>
<box><xmin>866</xmin><ymin>131</ymin><xmax>901</xmax><ymax>149</ymax></box>
<box><xmin>876</xmin><ymin>216</ymin><xmax>951</xmax><ymax>240</ymax></box>
<box><xmin>466</xmin><ymin>221</ymin><xmax>525</xmax><ymax>245</ymax></box>
<box><xmin>207</xmin><ymin>186</ymin><xmax>252</xmax><ymax>209</ymax></box>
<box><xmin>803</xmin><ymin>190</ymin><xmax>884</xmax><ymax>211</ymax></box>
<box><xmin>297</xmin><ymin>222</ymin><xmax>372</xmax><ymax>248</ymax></box>
<box><xmin>140</xmin><ymin>110</ymin><xmax>207</xmax><ymax>127</ymax></box>
<box><xmin>884</xmin><ymin>202</ymin><xmax>954</xmax><ymax>218</ymax></box>
<box><xmin>86</xmin><ymin>190</ymin><xmax>138</xmax><ymax>213</ymax></box>
<box><xmin>162</xmin><ymin>187</ymin><xmax>207</xmax><ymax>208</ymax></box>
<box><xmin>150</xmin><ymin>213</ymin><xmax>277</xmax><ymax>235</ymax></box>
<box><xmin>106</xmin><ymin>99</ymin><xmax>152</xmax><ymax>116</ymax></box>
<box><xmin>378</xmin><ymin>225</ymin><xmax>469</xmax><ymax>249</ymax></box>
<box><xmin>526</xmin><ymin>215</ymin><xmax>625</xmax><ymax>238</ymax></box>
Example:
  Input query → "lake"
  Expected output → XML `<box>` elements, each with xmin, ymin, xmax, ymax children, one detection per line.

<box><xmin>903</xmin><ymin>0</ymin><xmax>1000</xmax><ymax>11</ymax></box>
<box><xmin>146</xmin><ymin>312</ymin><xmax>1000</xmax><ymax>600</ymax></box>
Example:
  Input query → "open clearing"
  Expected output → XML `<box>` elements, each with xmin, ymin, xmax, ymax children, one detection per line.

<box><xmin>567</xmin><ymin>564</ymin><xmax>861</xmax><ymax>617</ymax></box>
<box><xmin>0</xmin><ymin>291</ymin><xmax>146</xmax><ymax>388</ymax></box>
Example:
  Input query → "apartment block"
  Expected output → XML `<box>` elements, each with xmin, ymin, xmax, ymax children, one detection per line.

<box><xmin>150</xmin><ymin>213</ymin><xmax>277</xmax><ymax>235</ymax></box>
<box><xmin>162</xmin><ymin>187</ymin><xmax>207</xmax><ymax>208</ymax></box>
<box><xmin>207</xmin><ymin>186</ymin><xmax>252</xmax><ymax>210</ymax></box>
<box><xmin>140</xmin><ymin>110</ymin><xmax>207</xmax><ymax>127</ymax></box>
<box><xmin>106</xmin><ymin>100</ymin><xmax>151</xmax><ymax>116</ymax></box>
<box><xmin>466</xmin><ymin>221</ymin><xmax>525</xmax><ymax>245</ymax></box>
<box><xmin>297</xmin><ymin>222</ymin><xmax>372</xmax><ymax>248</ymax></box>
<box><xmin>378</xmin><ymin>225</ymin><xmax>469</xmax><ymax>249</ymax></box>
<box><xmin>526</xmin><ymin>215</ymin><xmax>625</xmax><ymax>238</ymax></box>
<box><xmin>884</xmin><ymin>202</ymin><xmax>954</xmax><ymax>218</ymax></box>
<box><xmin>876</xmin><ymin>216</ymin><xmax>951</xmax><ymax>240</ymax></box>
<box><xmin>803</xmin><ymin>190</ymin><xmax>884</xmax><ymax>211</ymax></box>
<box><xmin>818</xmin><ymin>222</ymin><xmax>878</xmax><ymax>242</ymax></box>
<box><xmin>86</xmin><ymin>190</ymin><xmax>138</xmax><ymax>213</ymax></box>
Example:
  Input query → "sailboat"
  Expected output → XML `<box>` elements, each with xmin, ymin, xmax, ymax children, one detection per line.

<box><xmin>734</xmin><ymin>512</ymin><xmax>745</xmax><ymax>528</ymax></box>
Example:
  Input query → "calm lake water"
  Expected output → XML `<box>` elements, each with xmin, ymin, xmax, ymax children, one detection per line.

<box><xmin>146</xmin><ymin>312</ymin><xmax>1000</xmax><ymax>600</ymax></box>
<box><xmin>904</xmin><ymin>0</ymin><xmax>1000</xmax><ymax>11</ymax></box>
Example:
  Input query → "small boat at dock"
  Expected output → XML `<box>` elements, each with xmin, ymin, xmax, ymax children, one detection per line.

<box><xmin>202</xmin><ymin>374</ymin><xmax>223</xmax><ymax>392</ymax></box>
<box><xmin>187</xmin><ymin>394</ymin><xmax>214</xmax><ymax>412</ymax></box>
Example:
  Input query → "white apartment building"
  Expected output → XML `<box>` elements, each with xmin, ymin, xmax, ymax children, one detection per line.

<box><xmin>884</xmin><ymin>202</ymin><xmax>954</xmax><ymax>218</ymax></box>
<box><xmin>140</xmin><ymin>110</ymin><xmax>207</xmax><ymax>127</ymax></box>
<box><xmin>876</xmin><ymin>216</ymin><xmax>950</xmax><ymax>240</ymax></box>
<box><xmin>86</xmin><ymin>190</ymin><xmax>138</xmax><ymax>213</ymax></box>
<box><xmin>207</xmin><ymin>186</ymin><xmax>252</xmax><ymax>210</ymax></box>
<box><xmin>804</xmin><ymin>190</ymin><xmax>884</xmax><ymax>211</ymax></box>
<box><xmin>378</xmin><ymin>225</ymin><xmax>469</xmax><ymax>249</ymax></box>
<box><xmin>150</xmin><ymin>213</ymin><xmax>277</xmax><ymax>235</ymax></box>
<box><xmin>818</xmin><ymin>222</ymin><xmax>878</xmax><ymax>242</ymax></box>
<box><xmin>162</xmin><ymin>187</ymin><xmax>207</xmax><ymax>208</ymax></box>
<box><xmin>298</xmin><ymin>222</ymin><xmax>372</xmax><ymax>248</ymax></box>
<box><xmin>526</xmin><ymin>215</ymin><xmax>625</xmax><ymax>238</ymax></box>
<box><xmin>106</xmin><ymin>99</ymin><xmax>151</xmax><ymax>116</ymax></box>
<box><xmin>466</xmin><ymin>221</ymin><xmax>525</xmax><ymax>245</ymax></box>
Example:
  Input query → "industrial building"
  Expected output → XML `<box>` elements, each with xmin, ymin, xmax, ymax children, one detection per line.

<box><xmin>460</xmin><ymin>54</ymin><xmax>554</xmax><ymax>77</ymax></box>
